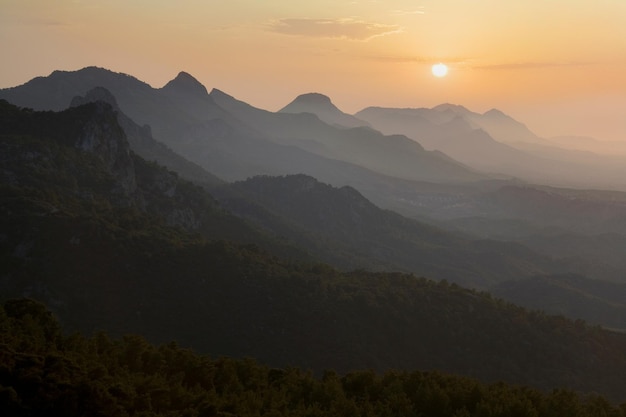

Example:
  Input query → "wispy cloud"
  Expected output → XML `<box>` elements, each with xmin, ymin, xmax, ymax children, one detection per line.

<box><xmin>363</xmin><ymin>55</ymin><xmax>471</xmax><ymax>65</ymax></box>
<box><xmin>474</xmin><ymin>61</ymin><xmax>591</xmax><ymax>70</ymax></box>
<box><xmin>269</xmin><ymin>18</ymin><xmax>402</xmax><ymax>41</ymax></box>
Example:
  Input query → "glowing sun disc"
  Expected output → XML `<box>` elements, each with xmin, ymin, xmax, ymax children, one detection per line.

<box><xmin>432</xmin><ymin>63</ymin><xmax>448</xmax><ymax>77</ymax></box>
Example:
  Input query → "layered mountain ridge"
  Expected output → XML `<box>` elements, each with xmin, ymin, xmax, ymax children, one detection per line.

<box><xmin>356</xmin><ymin>104</ymin><xmax>626</xmax><ymax>190</ymax></box>
<box><xmin>0</xmin><ymin>67</ymin><xmax>485</xmax><ymax>190</ymax></box>
<box><xmin>2</xmin><ymin>101</ymin><xmax>626</xmax><ymax>401</ymax></box>
<box><xmin>3</xmin><ymin>66</ymin><xmax>626</xmax><ymax>402</ymax></box>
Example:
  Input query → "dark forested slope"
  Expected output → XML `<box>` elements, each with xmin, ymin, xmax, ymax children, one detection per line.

<box><xmin>3</xmin><ymin>299</ymin><xmax>625</xmax><ymax>416</ymax></box>
<box><xmin>215</xmin><ymin>174</ymin><xmax>566</xmax><ymax>287</ymax></box>
<box><xmin>0</xmin><ymin>99</ymin><xmax>307</xmax><ymax>257</ymax></box>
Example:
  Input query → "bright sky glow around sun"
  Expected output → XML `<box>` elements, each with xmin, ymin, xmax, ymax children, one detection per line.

<box><xmin>1</xmin><ymin>0</ymin><xmax>625</xmax><ymax>141</ymax></box>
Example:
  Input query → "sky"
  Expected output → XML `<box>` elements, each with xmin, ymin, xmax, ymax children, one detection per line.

<box><xmin>1</xmin><ymin>0</ymin><xmax>626</xmax><ymax>141</ymax></box>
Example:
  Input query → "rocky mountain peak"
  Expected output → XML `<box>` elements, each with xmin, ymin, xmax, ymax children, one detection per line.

<box><xmin>73</xmin><ymin>101</ymin><xmax>137</xmax><ymax>195</ymax></box>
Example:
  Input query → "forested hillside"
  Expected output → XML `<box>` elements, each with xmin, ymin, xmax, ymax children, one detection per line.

<box><xmin>216</xmin><ymin>174</ymin><xmax>563</xmax><ymax>287</ymax></box>
<box><xmin>2</xmin><ymin>299</ymin><xmax>625</xmax><ymax>417</ymax></box>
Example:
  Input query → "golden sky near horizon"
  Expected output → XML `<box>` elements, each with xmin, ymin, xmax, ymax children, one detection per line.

<box><xmin>1</xmin><ymin>0</ymin><xmax>625</xmax><ymax>141</ymax></box>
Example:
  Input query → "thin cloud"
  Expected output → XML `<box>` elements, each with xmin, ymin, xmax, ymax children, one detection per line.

<box><xmin>475</xmin><ymin>61</ymin><xmax>591</xmax><ymax>70</ymax></box>
<box><xmin>269</xmin><ymin>18</ymin><xmax>402</xmax><ymax>41</ymax></box>
<box><xmin>364</xmin><ymin>55</ymin><xmax>471</xmax><ymax>64</ymax></box>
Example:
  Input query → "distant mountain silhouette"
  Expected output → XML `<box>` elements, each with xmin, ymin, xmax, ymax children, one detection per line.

<box><xmin>161</xmin><ymin>71</ymin><xmax>209</xmax><ymax>97</ymax></box>
<box><xmin>404</xmin><ymin>103</ymin><xmax>541</xmax><ymax>145</ymax></box>
<box><xmin>279</xmin><ymin>92</ymin><xmax>370</xmax><ymax>128</ymax></box>
<box><xmin>474</xmin><ymin>108</ymin><xmax>542</xmax><ymax>144</ymax></box>
<box><xmin>356</xmin><ymin>105</ymin><xmax>626</xmax><ymax>190</ymax></box>
<box><xmin>546</xmin><ymin>135</ymin><xmax>626</xmax><ymax>155</ymax></box>
<box><xmin>0</xmin><ymin>67</ymin><xmax>161</xmax><ymax>113</ymax></box>
<box><xmin>0</xmin><ymin>67</ymin><xmax>487</xmax><ymax>190</ymax></box>
<box><xmin>355</xmin><ymin>106</ymin><xmax>546</xmax><ymax>178</ymax></box>
<box><xmin>211</xmin><ymin>88</ymin><xmax>484</xmax><ymax>184</ymax></box>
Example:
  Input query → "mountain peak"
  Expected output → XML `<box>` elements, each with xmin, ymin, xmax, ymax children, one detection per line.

<box><xmin>292</xmin><ymin>92</ymin><xmax>333</xmax><ymax>105</ymax></box>
<box><xmin>209</xmin><ymin>88</ymin><xmax>235</xmax><ymax>101</ymax></box>
<box><xmin>280</xmin><ymin>92</ymin><xmax>337</xmax><ymax>112</ymax></box>
<box><xmin>280</xmin><ymin>92</ymin><xmax>369</xmax><ymax>128</ymax></box>
<box><xmin>483</xmin><ymin>108</ymin><xmax>510</xmax><ymax>119</ymax></box>
<box><xmin>162</xmin><ymin>71</ymin><xmax>208</xmax><ymax>97</ymax></box>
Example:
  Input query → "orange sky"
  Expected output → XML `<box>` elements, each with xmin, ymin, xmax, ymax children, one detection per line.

<box><xmin>1</xmin><ymin>0</ymin><xmax>625</xmax><ymax>141</ymax></box>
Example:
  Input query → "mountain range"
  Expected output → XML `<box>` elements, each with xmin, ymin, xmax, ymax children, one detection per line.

<box><xmin>2</xmin><ymin>67</ymin><xmax>626</xmax><ymax>401</ymax></box>
<box><xmin>356</xmin><ymin>105</ymin><xmax>626</xmax><ymax>190</ymax></box>
<box><xmin>2</xmin><ymin>100</ymin><xmax>626</xmax><ymax>401</ymax></box>
<box><xmin>4</xmin><ymin>67</ymin><xmax>626</xmax><ymax>274</ymax></box>
<box><xmin>0</xmin><ymin>67</ymin><xmax>483</xmax><ymax>186</ymax></box>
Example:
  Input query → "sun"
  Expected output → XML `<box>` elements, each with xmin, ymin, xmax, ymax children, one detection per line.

<box><xmin>431</xmin><ymin>63</ymin><xmax>448</xmax><ymax>77</ymax></box>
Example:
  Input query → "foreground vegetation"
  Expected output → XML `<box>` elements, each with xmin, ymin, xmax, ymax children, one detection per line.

<box><xmin>1</xmin><ymin>298</ymin><xmax>625</xmax><ymax>417</ymax></box>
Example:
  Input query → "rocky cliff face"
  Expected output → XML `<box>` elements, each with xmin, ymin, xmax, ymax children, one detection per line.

<box><xmin>0</xmin><ymin>99</ymin><xmax>137</xmax><ymax>200</ymax></box>
<box><xmin>0</xmin><ymin>100</ymin><xmax>209</xmax><ymax>232</ymax></box>
<box><xmin>72</xmin><ymin>101</ymin><xmax>138</xmax><ymax>196</ymax></box>
<box><xmin>71</xmin><ymin>87</ymin><xmax>223</xmax><ymax>188</ymax></box>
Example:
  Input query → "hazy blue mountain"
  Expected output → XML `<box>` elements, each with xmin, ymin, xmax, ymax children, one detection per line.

<box><xmin>279</xmin><ymin>92</ymin><xmax>370</xmax><ymax>128</ymax></box>
<box><xmin>546</xmin><ymin>135</ymin><xmax>626</xmax><ymax>155</ymax></box>
<box><xmin>0</xmin><ymin>67</ymin><xmax>490</xmax><ymax>193</ymax></box>
<box><xmin>421</xmin><ymin>185</ymin><xmax>626</xmax><ymax>236</ymax></box>
<box><xmin>472</xmin><ymin>107</ymin><xmax>544</xmax><ymax>144</ymax></box>
<box><xmin>211</xmin><ymin>88</ymin><xmax>485</xmax><ymax>184</ymax></box>
<box><xmin>357</xmin><ymin>103</ymin><xmax>543</xmax><ymax>145</ymax></box>
<box><xmin>354</xmin><ymin>105</ymin><xmax>546</xmax><ymax>175</ymax></box>
<box><xmin>507</xmin><ymin>140</ymin><xmax>626</xmax><ymax>189</ymax></box>
<box><xmin>356</xmin><ymin>105</ymin><xmax>626</xmax><ymax>190</ymax></box>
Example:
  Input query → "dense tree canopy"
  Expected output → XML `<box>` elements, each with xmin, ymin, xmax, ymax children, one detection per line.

<box><xmin>1</xmin><ymin>299</ymin><xmax>625</xmax><ymax>417</ymax></box>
